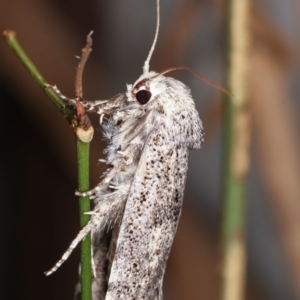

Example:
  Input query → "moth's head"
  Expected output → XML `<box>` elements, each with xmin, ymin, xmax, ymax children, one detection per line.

<box><xmin>125</xmin><ymin>70</ymin><xmax>204</xmax><ymax>150</ymax></box>
<box><xmin>126</xmin><ymin>71</ymin><xmax>165</xmax><ymax>107</ymax></box>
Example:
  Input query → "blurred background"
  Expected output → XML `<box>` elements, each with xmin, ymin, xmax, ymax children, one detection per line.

<box><xmin>0</xmin><ymin>0</ymin><xmax>300</xmax><ymax>299</ymax></box>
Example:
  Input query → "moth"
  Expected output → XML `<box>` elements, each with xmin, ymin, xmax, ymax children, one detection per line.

<box><xmin>46</xmin><ymin>0</ymin><xmax>207</xmax><ymax>299</ymax></box>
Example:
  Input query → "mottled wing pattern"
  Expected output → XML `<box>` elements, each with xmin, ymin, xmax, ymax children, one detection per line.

<box><xmin>105</xmin><ymin>128</ymin><xmax>189</xmax><ymax>300</ymax></box>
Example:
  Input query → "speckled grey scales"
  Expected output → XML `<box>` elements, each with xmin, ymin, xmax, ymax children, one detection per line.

<box><xmin>45</xmin><ymin>74</ymin><xmax>203</xmax><ymax>300</ymax></box>
<box><xmin>45</xmin><ymin>0</ymin><xmax>204</xmax><ymax>298</ymax></box>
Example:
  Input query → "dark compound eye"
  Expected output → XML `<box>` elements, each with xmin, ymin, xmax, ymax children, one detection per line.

<box><xmin>136</xmin><ymin>90</ymin><xmax>151</xmax><ymax>105</ymax></box>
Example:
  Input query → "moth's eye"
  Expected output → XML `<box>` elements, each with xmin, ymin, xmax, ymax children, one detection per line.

<box><xmin>136</xmin><ymin>90</ymin><xmax>151</xmax><ymax>105</ymax></box>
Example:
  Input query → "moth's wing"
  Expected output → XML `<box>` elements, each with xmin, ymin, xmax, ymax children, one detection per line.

<box><xmin>106</xmin><ymin>129</ymin><xmax>189</xmax><ymax>300</ymax></box>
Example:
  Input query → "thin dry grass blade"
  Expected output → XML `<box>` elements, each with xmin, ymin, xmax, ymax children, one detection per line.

<box><xmin>219</xmin><ymin>0</ymin><xmax>251</xmax><ymax>299</ymax></box>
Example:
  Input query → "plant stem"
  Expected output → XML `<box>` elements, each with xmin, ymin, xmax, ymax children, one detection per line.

<box><xmin>77</xmin><ymin>139</ymin><xmax>92</xmax><ymax>300</ymax></box>
<box><xmin>3</xmin><ymin>30</ymin><xmax>92</xmax><ymax>300</ymax></box>
<box><xmin>3</xmin><ymin>30</ymin><xmax>73</xmax><ymax>122</ymax></box>
<box><xmin>220</xmin><ymin>0</ymin><xmax>251</xmax><ymax>300</ymax></box>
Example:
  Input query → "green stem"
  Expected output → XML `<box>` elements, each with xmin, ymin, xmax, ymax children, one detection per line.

<box><xmin>77</xmin><ymin>139</ymin><xmax>92</xmax><ymax>300</ymax></box>
<box><xmin>219</xmin><ymin>0</ymin><xmax>251</xmax><ymax>300</ymax></box>
<box><xmin>3</xmin><ymin>30</ymin><xmax>73</xmax><ymax>122</ymax></box>
<box><xmin>3</xmin><ymin>30</ymin><xmax>92</xmax><ymax>300</ymax></box>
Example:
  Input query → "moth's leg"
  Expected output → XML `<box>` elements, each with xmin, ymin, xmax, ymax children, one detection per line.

<box><xmin>44</xmin><ymin>84</ymin><xmax>76</xmax><ymax>106</ymax></box>
<box><xmin>45</xmin><ymin>187</ymin><xmax>128</xmax><ymax>276</ymax></box>
<box><xmin>45</xmin><ymin>220</ymin><xmax>95</xmax><ymax>276</ymax></box>
<box><xmin>75</xmin><ymin>167</ymin><xmax>118</xmax><ymax>199</ymax></box>
<box><xmin>44</xmin><ymin>84</ymin><xmax>111</xmax><ymax>112</ymax></box>
<box><xmin>45</xmin><ymin>85</ymin><xmax>126</xmax><ymax>117</ymax></box>
<box><xmin>81</xmin><ymin>92</ymin><xmax>126</xmax><ymax>115</ymax></box>
<box><xmin>80</xmin><ymin>92</ymin><xmax>126</xmax><ymax>117</ymax></box>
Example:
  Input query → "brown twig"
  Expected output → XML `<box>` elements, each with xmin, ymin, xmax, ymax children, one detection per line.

<box><xmin>74</xmin><ymin>32</ymin><xmax>94</xmax><ymax>143</ymax></box>
<box><xmin>76</xmin><ymin>32</ymin><xmax>93</xmax><ymax>100</ymax></box>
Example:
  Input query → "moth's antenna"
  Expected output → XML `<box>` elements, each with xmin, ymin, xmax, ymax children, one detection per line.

<box><xmin>156</xmin><ymin>66</ymin><xmax>233</xmax><ymax>97</ymax></box>
<box><xmin>143</xmin><ymin>0</ymin><xmax>160</xmax><ymax>75</ymax></box>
